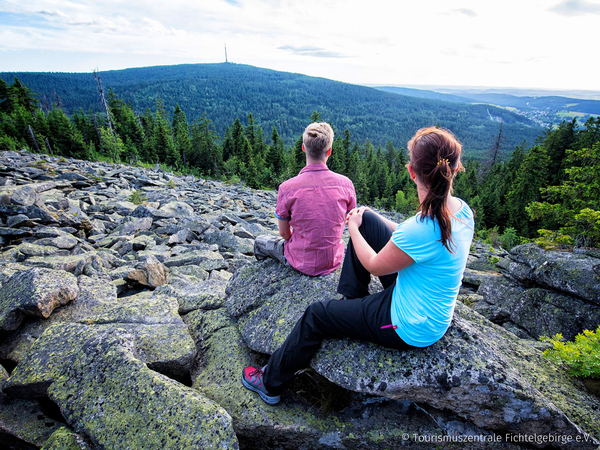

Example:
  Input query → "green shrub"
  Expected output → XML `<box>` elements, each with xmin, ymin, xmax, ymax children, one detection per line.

<box><xmin>127</xmin><ymin>190</ymin><xmax>147</xmax><ymax>205</ymax></box>
<box><xmin>479</xmin><ymin>226</ymin><xmax>501</xmax><ymax>248</ymax></box>
<box><xmin>534</xmin><ymin>229</ymin><xmax>573</xmax><ymax>250</ymax></box>
<box><xmin>167</xmin><ymin>179</ymin><xmax>176</xmax><ymax>189</ymax></box>
<box><xmin>487</xmin><ymin>255</ymin><xmax>501</xmax><ymax>265</ymax></box>
<box><xmin>394</xmin><ymin>190</ymin><xmax>409</xmax><ymax>214</ymax></box>
<box><xmin>0</xmin><ymin>135</ymin><xmax>17</xmax><ymax>151</ymax></box>
<box><xmin>499</xmin><ymin>227</ymin><xmax>520</xmax><ymax>250</ymax></box>
<box><xmin>541</xmin><ymin>326</ymin><xmax>600</xmax><ymax>378</ymax></box>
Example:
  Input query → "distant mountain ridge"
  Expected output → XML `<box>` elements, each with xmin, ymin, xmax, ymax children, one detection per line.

<box><xmin>374</xmin><ymin>86</ymin><xmax>600</xmax><ymax>116</ymax></box>
<box><xmin>1</xmin><ymin>63</ymin><xmax>542</xmax><ymax>158</ymax></box>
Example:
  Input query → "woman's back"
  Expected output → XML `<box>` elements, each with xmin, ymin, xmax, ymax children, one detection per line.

<box><xmin>390</xmin><ymin>199</ymin><xmax>474</xmax><ymax>347</ymax></box>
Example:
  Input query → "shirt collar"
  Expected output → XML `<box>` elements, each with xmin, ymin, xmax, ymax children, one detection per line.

<box><xmin>299</xmin><ymin>163</ymin><xmax>329</xmax><ymax>174</ymax></box>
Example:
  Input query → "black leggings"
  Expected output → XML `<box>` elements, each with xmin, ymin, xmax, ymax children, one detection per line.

<box><xmin>263</xmin><ymin>211</ymin><xmax>415</xmax><ymax>395</ymax></box>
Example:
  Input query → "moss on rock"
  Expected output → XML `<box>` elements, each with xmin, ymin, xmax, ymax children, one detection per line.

<box><xmin>23</xmin><ymin>253</ymin><xmax>97</xmax><ymax>273</ymax></box>
<box><xmin>41</xmin><ymin>427</ymin><xmax>92</xmax><ymax>450</ymax></box>
<box><xmin>156</xmin><ymin>280</ymin><xmax>228</xmax><ymax>314</ymax></box>
<box><xmin>226</xmin><ymin>259</ymin><xmax>600</xmax><ymax>447</ymax></box>
<box><xmin>0</xmin><ymin>268</ymin><xmax>79</xmax><ymax>332</ymax></box>
<box><xmin>5</xmin><ymin>289</ymin><xmax>196</xmax><ymax>395</ymax></box>
<box><xmin>48</xmin><ymin>328</ymin><xmax>238</xmax><ymax>450</ymax></box>
<box><xmin>163</xmin><ymin>249</ymin><xmax>228</xmax><ymax>271</ymax></box>
<box><xmin>0</xmin><ymin>389</ymin><xmax>63</xmax><ymax>447</ymax></box>
<box><xmin>192</xmin><ymin>317</ymin><xmax>451</xmax><ymax>449</ymax></box>
<box><xmin>0</xmin><ymin>363</ymin><xmax>7</xmax><ymax>384</ymax></box>
<box><xmin>506</xmin><ymin>243</ymin><xmax>600</xmax><ymax>304</ymax></box>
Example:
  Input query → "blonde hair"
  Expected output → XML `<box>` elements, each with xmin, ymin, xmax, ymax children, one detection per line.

<box><xmin>303</xmin><ymin>122</ymin><xmax>334</xmax><ymax>158</ymax></box>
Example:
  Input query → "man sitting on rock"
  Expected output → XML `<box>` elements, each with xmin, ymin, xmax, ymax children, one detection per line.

<box><xmin>254</xmin><ymin>122</ymin><xmax>356</xmax><ymax>276</ymax></box>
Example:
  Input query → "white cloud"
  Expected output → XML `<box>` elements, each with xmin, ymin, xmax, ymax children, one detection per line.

<box><xmin>549</xmin><ymin>0</ymin><xmax>600</xmax><ymax>16</ymax></box>
<box><xmin>0</xmin><ymin>0</ymin><xmax>598</xmax><ymax>90</ymax></box>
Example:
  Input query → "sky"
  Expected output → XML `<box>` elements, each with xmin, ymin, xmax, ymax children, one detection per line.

<box><xmin>1</xmin><ymin>0</ymin><xmax>599</xmax><ymax>92</ymax></box>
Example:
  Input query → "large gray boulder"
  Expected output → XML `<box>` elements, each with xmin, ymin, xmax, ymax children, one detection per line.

<box><xmin>475</xmin><ymin>243</ymin><xmax>600</xmax><ymax>340</ymax></box>
<box><xmin>501</xmin><ymin>244</ymin><xmax>600</xmax><ymax>304</ymax></box>
<box><xmin>226</xmin><ymin>260</ymin><xmax>600</xmax><ymax>447</ymax></box>
<box><xmin>188</xmin><ymin>307</ymin><xmax>479</xmax><ymax>450</ymax></box>
<box><xmin>1</xmin><ymin>379</ymin><xmax>63</xmax><ymax>448</ymax></box>
<box><xmin>164</xmin><ymin>249</ymin><xmax>228</xmax><ymax>271</ymax></box>
<box><xmin>156</xmin><ymin>279</ymin><xmax>228</xmax><ymax>314</ymax></box>
<box><xmin>3</xmin><ymin>279</ymin><xmax>195</xmax><ymax>396</ymax></box>
<box><xmin>0</xmin><ymin>268</ymin><xmax>79</xmax><ymax>332</ymax></box>
<box><xmin>475</xmin><ymin>275</ymin><xmax>600</xmax><ymax>341</ymax></box>
<box><xmin>46</xmin><ymin>328</ymin><xmax>239</xmax><ymax>450</ymax></box>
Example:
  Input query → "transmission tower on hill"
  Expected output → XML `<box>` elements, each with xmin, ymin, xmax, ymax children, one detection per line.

<box><xmin>225</xmin><ymin>43</ymin><xmax>228</xmax><ymax>63</ymax></box>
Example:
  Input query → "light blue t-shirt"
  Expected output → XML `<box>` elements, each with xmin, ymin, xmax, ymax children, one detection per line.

<box><xmin>390</xmin><ymin>199</ymin><xmax>474</xmax><ymax>347</ymax></box>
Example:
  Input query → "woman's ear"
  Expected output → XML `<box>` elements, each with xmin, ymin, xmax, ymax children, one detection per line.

<box><xmin>407</xmin><ymin>164</ymin><xmax>417</xmax><ymax>181</ymax></box>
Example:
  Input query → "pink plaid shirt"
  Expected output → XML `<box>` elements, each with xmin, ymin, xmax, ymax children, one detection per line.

<box><xmin>275</xmin><ymin>164</ymin><xmax>356</xmax><ymax>276</ymax></box>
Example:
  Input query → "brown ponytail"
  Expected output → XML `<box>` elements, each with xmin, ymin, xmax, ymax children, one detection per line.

<box><xmin>407</xmin><ymin>127</ymin><xmax>464</xmax><ymax>252</ymax></box>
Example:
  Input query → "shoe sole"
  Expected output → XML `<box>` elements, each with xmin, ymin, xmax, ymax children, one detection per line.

<box><xmin>241</xmin><ymin>375</ymin><xmax>281</xmax><ymax>405</ymax></box>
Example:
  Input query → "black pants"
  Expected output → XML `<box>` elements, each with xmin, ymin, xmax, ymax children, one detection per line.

<box><xmin>263</xmin><ymin>211</ymin><xmax>415</xmax><ymax>395</ymax></box>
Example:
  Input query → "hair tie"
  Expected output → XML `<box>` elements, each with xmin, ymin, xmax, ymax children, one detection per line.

<box><xmin>436</xmin><ymin>158</ymin><xmax>449</xmax><ymax>166</ymax></box>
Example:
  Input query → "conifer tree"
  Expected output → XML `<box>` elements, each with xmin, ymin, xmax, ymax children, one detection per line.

<box><xmin>47</xmin><ymin>107</ymin><xmax>88</xmax><ymax>159</ymax></box>
<box><xmin>267</xmin><ymin>125</ymin><xmax>286</xmax><ymax>177</ymax></box>
<box><xmin>346</xmin><ymin>142</ymin><xmax>360</xmax><ymax>181</ymax></box>
<box><xmin>506</xmin><ymin>145</ymin><xmax>550</xmax><ymax>236</ymax></box>
<box><xmin>6</xmin><ymin>77</ymin><xmax>38</xmax><ymax>114</ymax></box>
<box><xmin>152</xmin><ymin>98</ymin><xmax>179</xmax><ymax>167</ymax></box>
<box><xmin>327</xmin><ymin>137</ymin><xmax>345</xmax><ymax>174</ymax></box>
<box><xmin>527</xmin><ymin>121</ymin><xmax>600</xmax><ymax>247</ymax></box>
<box><xmin>245</xmin><ymin>113</ymin><xmax>256</xmax><ymax>151</ymax></box>
<box><xmin>291</xmin><ymin>136</ymin><xmax>304</xmax><ymax>175</ymax></box>
<box><xmin>191</xmin><ymin>114</ymin><xmax>221</xmax><ymax>176</ymax></box>
<box><xmin>141</xmin><ymin>108</ymin><xmax>156</xmax><ymax>162</ymax></box>
<box><xmin>172</xmin><ymin>104</ymin><xmax>191</xmax><ymax>167</ymax></box>
<box><xmin>0</xmin><ymin>78</ymin><xmax>10</xmax><ymax>113</ymax></box>
<box><xmin>542</xmin><ymin>119</ymin><xmax>577</xmax><ymax>186</ymax></box>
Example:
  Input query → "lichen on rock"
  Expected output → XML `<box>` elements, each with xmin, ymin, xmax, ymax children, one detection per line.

<box><xmin>48</xmin><ymin>328</ymin><xmax>239</xmax><ymax>450</ymax></box>
<box><xmin>0</xmin><ymin>267</ymin><xmax>79</xmax><ymax>332</ymax></box>
<box><xmin>226</xmin><ymin>259</ymin><xmax>600</xmax><ymax>447</ymax></box>
<box><xmin>41</xmin><ymin>427</ymin><xmax>92</xmax><ymax>450</ymax></box>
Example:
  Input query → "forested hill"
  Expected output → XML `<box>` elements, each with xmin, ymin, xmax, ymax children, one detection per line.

<box><xmin>0</xmin><ymin>63</ymin><xmax>540</xmax><ymax>159</ymax></box>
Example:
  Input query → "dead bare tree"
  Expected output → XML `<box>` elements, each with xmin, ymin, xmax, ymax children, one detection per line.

<box><xmin>45</xmin><ymin>137</ymin><xmax>53</xmax><ymax>155</ymax></box>
<box><xmin>53</xmin><ymin>90</ymin><xmax>62</xmax><ymax>110</ymax></box>
<box><xmin>490</xmin><ymin>122</ymin><xmax>504</xmax><ymax>166</ymax></box>
<box><xmin>27</xmin><ymin>125</ymin><xmax>40</xmax><ymax>152</ymax></box>
<box><xmin>93</xmin><ymin>68</ymin><xmax>114</xmax><ymax>135</ymax></box>
<box><xmin>481</xmin><ymin>122</ymin><xmax>504</xmax><ymax>179</ymax></box>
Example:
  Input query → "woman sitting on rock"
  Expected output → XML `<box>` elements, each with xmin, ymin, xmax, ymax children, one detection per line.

<box><xmin>242</xmin><ymin>127</ymin><xmax>475</xmax><ymax>405</ymax></box>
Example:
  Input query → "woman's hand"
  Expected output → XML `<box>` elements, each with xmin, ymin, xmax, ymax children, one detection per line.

<box><xmin>346</xmin><ymin>206</ymin><xmax>371</xmax><ymax>228</ymax></box>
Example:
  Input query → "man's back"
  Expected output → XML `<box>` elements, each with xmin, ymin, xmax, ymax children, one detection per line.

<box><xmin>276</xmin><ymin>163</ymin><xmax>356</xmax><ymax>276</ymax></box>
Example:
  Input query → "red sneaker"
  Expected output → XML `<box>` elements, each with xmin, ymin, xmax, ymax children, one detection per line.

<box><xmin>241</xmin><ymin>366</ymin><xmax>280</xmax><ymax>405</ymax></box>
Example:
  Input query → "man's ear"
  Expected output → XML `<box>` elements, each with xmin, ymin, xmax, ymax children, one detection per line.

<box><xmin>302</xmin><ymin>144</ymin><xmax>306</xmax><ymax>153</ymax></box>
<box><xmin>326</xmin><ymin>148</ymin><xmax>332</xmax><ymax>157</ymax></box>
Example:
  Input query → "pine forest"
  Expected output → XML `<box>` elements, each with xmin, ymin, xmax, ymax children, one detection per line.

<box><xmin>1</xmin><ymin>72</ymin><xmax>599</xmax><ymax>250</ymax></box>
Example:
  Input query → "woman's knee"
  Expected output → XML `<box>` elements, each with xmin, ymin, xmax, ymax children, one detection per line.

<box><xmin>361</xmin><ymin>210</ymin><xmax>379</xmax><ymax>227</ymax></box>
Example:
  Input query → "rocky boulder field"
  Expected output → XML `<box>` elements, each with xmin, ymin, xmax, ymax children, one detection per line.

<box><xmin>1</xmin><ymin>150</ymin><xmax>599</xmax><ymax>449</ymax></box>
